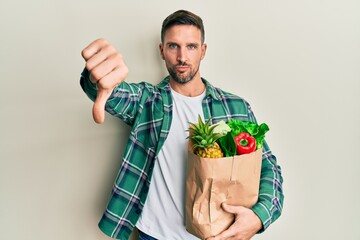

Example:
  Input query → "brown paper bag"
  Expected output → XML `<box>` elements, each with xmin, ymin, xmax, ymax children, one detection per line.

<box><xmin>185</xmin><ymin>147</ymin><xmax>262</xmax><ymax>239</ymax></box>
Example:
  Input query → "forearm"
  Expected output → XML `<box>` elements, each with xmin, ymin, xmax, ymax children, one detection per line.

<box><xmin>245</xmin><ymin>102</ymin><xmax>284</xmax><ymax>231</ymax></box>
<box><xmin>251</xmin><ymin>140</ymin><xmax>284</xmax><ymax>232</ymax></box>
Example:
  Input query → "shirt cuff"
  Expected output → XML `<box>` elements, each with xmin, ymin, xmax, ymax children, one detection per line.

<box><xmin>251</xmin><ymin>203</ymin><xmax>271</xmax><ymax>233</ymax></box>
<box><xmin>80</xmin><ymin>67</ymin><xmax>98</xmax><ymax>101</ymax></box>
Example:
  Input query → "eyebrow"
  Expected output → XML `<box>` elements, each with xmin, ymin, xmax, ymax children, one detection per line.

<box><xmin>167</xmin><ymin>42</ymin><xmax>179</xmax><ymax>46</ymax></box>
<box><xmin>187</xmin><ymin>43</ymin><xmax>200</xmax><ymax>47</ymax></box>
<box><xmin>166</xmin><ymin>42</ymin><xmax>200</xmax><ymax>47</ymax></box>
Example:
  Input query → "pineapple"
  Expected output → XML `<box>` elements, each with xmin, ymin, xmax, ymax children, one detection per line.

<box><xmin>188</xmin><ymin>115</ymin><xmax>224</xmax><ymax>158</ymax></box>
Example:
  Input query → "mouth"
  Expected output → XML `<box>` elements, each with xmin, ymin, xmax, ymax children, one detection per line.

<box><xmin>175</xmin><ymin>65</ymin><xmax>190</xmax><ymax>72</ymax></box>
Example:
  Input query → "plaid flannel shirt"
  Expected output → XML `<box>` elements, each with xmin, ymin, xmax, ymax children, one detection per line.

<box><xmin>80</xmin><ymin>68</ymin><xmax>284</xmax><ymax>240</ymax></box>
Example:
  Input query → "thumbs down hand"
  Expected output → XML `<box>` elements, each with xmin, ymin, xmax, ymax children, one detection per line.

<box><xmin>81</xmin><ymin>38</ymin><xmax>128</xmax><ymax>124</ymax></box>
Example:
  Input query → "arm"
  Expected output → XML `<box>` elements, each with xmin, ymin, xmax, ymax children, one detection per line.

<box><xmin>248</xmin><ymin>105</ymin><xmax>284</xmax><ymax>231</ymax></box>
<box><xmin>81</xmin><ymin>38</ymin><xmax>129</xmax><ymax>124</ymax></box>
<box><xmin>80</xmin><ymin>68</ymin><xmax>143</xmax><ymax>126</ymax></box>
<box><xmin>208</xmin><ymin>103</ymin><xmax>284</xmax><ymax>240</ymax></box>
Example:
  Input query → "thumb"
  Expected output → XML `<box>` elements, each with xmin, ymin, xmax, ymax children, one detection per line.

<box><xmin>221</xmin><ymin>203</ymin><xmax>242</xmax><ymax>215</ymax></box>
<box><xmin>92</xmin><ymin>87</ymin><xmax>112</xmax><ymax>124</ymax></box>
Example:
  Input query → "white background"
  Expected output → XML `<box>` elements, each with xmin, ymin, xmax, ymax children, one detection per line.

<box><xmin>1</xmin><ymin>1</ymin><xmax>359</xmax><ymax>239</ymax></box>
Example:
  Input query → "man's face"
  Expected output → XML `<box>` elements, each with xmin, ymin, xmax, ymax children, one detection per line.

<box><xmin>160</xmin><ymin>25</ymin><xmax>207</xmax><ymax>84</ymax></box>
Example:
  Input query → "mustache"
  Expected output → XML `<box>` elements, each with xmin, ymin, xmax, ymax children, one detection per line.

<box><xmin>176</xmin><ymin>61</ymin><xmax>190</xmax><ymax>67</ymax></box>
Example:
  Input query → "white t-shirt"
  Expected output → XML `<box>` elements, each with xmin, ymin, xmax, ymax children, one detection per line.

<box><xmin>136</xmin><ymin>87</ymin><xmax>205</xmax><ymax>240</ymax></box>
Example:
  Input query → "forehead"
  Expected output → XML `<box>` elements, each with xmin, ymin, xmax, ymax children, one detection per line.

<box><xmin>163</xmin><ymin>25</ymin><xmax>202</xmax><ymax>43</ymax></box>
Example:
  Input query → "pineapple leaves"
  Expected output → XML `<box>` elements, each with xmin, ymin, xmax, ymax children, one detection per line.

<box><xmin>187</xmin><ymin>115</ymin><xmax>224</xmax><ymax>158</ymax></box>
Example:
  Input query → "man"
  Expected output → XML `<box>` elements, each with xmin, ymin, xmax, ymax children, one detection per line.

<box><xmin>80</xmin><ymin>10</ymin><xmax>283</xmax><ymax>240</ymax></box>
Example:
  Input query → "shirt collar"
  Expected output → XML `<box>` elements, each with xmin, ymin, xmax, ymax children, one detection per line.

<box><xmin>157</xmin><ymin>76</ymin><xmax>220</xmax><ymax>100</ymax></box>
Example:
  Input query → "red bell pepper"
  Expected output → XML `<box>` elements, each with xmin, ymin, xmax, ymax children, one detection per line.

<box><xmin>234</xmin><ymin>132</ymin><xmax>256</xmax><ymax>155</ymax></box>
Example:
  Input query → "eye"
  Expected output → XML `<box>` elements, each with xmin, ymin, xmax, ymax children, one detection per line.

<box><xmin>169</xmin><ymin>43</ymin><xmax>178</xmax><ymax>49</ymax></box>
<box><xmin>188</xmin><ymin>44</ymin><xmax>197</xmax><ymax>50</ymax></box>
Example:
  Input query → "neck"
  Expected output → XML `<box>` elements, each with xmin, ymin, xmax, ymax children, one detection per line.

<box><xmin>169</xmin><ymin>76</ymin><xmax>205</xmax><ymax>97</ymax></box>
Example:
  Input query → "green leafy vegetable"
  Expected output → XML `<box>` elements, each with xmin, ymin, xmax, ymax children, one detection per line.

<box><xmin>217</xmin><ymin>132</ymin><xmax>237</xmax><ymax>157</ymax></box>
<box><xmin>227</xmin><ymin>119</ymin><xmax>269</xmax><ymax>150</ymax></box>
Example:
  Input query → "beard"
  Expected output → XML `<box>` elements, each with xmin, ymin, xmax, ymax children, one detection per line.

<box><xmin>167</xmin><ymin>62</ymin><xmax>199</xmax><ymax>84</ymax></box>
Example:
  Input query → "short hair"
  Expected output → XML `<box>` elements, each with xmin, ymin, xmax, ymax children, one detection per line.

<box><xmin>161</xmin><ymin>10</ymin><xmax>205</xmax><ymax>44</ymax></box>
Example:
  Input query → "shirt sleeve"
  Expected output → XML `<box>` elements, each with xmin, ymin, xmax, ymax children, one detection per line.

<box><xmin>79</xmin><ymin>67</ymin><xmax>142</xmax><ymax>126</ymax></box>
<box><xmin>247</xmin><ymin>103</ymin><xmax>284</xmax><ymax>232</ymax></box>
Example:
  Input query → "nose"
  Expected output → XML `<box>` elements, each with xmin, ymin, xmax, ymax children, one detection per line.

<box><xmin>176</xmin><ymin>47</ymin><xmax>187</xmax><ymax>63</ymax></box>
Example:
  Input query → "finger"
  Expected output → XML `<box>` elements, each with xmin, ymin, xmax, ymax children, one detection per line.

<box><xmin>222</xmin><ymin>203</ymin><xmax>246</xmax><ymax>215</ymax></box>
<box><xmin>92</xmin><ymin>87</ymin><xmax>112</xmax><ymax>124</ymax></box>
<box><xmin>89</xmin><ymin>53</ymin><xmax>123</xmax><ymax>84</ymax></box>
<box><xmin>226</xmin><ymin>237</ymin><xmax>241</xmax><ymax>240</ymax></box>
<box><xmin>213</xmin><ymin>226</ymin><xmax>238</xmax><ymax>240</ymax></box>
<box><xmin>85</xmin><ymin>44</ymin><xmax>118</xmax><ymax>71</ymax></box>
<box><xmin>81</xmin><ymin>38</ymin><xmax>110</xmax><ymax>61</ymax></box>
<box><xmin>97</xmin><ymin>63</ymin><xmax>128</xmax><ymax>89</ymax></box>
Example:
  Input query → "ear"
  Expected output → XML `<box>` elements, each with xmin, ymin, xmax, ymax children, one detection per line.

<box><xmin>200</xmin><ymin>43</ymin><xmax>207</xmax><ymax>60</ymax></box>
<box><xmin>159</xmin><ymin>43</ymin><xmax>165</xmax><ymax>60</ymax></box>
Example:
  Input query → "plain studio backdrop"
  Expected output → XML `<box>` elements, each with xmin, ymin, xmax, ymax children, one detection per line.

<box><xmin>1</xmin><ymin>1</ymin><xmax>359</xmax><ymax>239</ymax></box>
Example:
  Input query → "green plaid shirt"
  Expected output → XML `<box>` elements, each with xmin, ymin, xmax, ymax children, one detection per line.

<box><xmin>80</xmin><ymin>68</ymin><xmax>284</xmax><ymax>240</ymax></box>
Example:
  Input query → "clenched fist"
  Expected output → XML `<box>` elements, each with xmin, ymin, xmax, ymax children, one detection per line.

<box><xmin>81</xmin><ymin>38</ymin><xmax>128</xmax><ymax>123</ymax></box>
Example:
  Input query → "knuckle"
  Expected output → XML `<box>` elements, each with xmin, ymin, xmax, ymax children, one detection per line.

<box><xmin>90</xmin><ymin>68</ymin><xmax>102</xmax><ymax>81</ymax></box>
<box><xmin>97</xmin><ymin>38</ymin><xmax>108</xmax><ymax>45</ymax></box>
<box><xmin>115</xmin><ymin>65</ymin><xmax>128</xmax><ymax>80</ymax></box>
<box><xmin>85</xmin><ymin>61</ymin><xmax>94</xmax><ymax>71</ymax></box>
<box><xmin>104</xmin><ymin>44</ymin><xmax>116</xmax><ymax>54</ymax></box>
<box><xmin>81</xmin><ymin>48</ymin><xmax>90</xmax><ymax>60</ymax></box>
<box><xmin>115</xmin><ymin>52</ymin><xmax>124</xmax><ymax>62</ymax></box>
<box><xmin>110</xmin><ymin>54</ymin><xmax>123</xmax><ymax>67</ymax></box>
